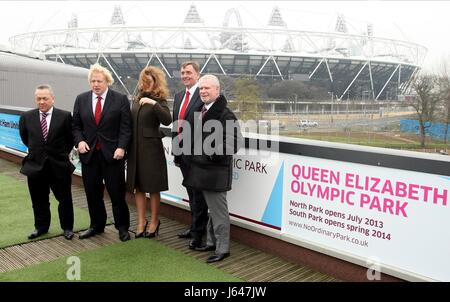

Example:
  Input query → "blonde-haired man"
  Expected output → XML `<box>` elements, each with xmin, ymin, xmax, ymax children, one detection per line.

<box><xmin>73</xmin><ymin>63</ymin><xmax>132</xmax><ymax>241</ymax></box>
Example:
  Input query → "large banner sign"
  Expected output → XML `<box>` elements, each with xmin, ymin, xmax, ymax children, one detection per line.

<box><xmin>283</xmin><ymin>155</ymin><xmax>449</xmax><ymax>281</ymax></box>
<box><xmin>0</xmin><ymin>113</ymin><xmax>27</xmax><ymax>152</ymax></box>
<box><xmin>1</xmin><ymin>114</ymin><xmax>448</xmax><ymax>281</ymax></box>
<box><xmin>162</xmin><ymin>136</ymin><xmax>283</xmax><ymax>231</ymax></box>
<box><xmin>162</xmin><ymin>135</ymin><xmax>450</xmax><ymax>281</ymax></box>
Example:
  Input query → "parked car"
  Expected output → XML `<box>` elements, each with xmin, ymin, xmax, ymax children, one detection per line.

<box><xmin>296</xmin><ymin>120</ymin><xmax>318</xmax><ymax>128</ymax></box>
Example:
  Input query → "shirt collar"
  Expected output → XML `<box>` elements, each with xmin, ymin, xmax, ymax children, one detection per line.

<box><xmin>186</xmin><ymin>83</ymin><xmax>198</xmax><ymax>96</ymax></box>
<box><xmin>40</xmin><ymin>106</ymin><xmax>53</xmax><ymax>116</ymax></box>
<box><xmin>204</xmin><ymin>101</ymin><xmax>215</xmax><ymax>110</ymax></box>
<box><xmin>93</xmin><ymin>88</ymin><xmax>108</xmax><ymax>101</ymax></box>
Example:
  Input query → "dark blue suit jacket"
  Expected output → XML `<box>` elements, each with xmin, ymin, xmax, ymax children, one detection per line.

<box><xmin>171</xmin><ymin>87</ymin><xmax>204</xmax><ymax>164</ymax></box>
<box><xmin>19</xmin><ymin>107</ymin><xmax>75</xmax><ymax>177</ymax></box>
<box><xmin>72</xmin><ymin>89</ymin><xmax>132</xmax><ymax>164</ymax></box>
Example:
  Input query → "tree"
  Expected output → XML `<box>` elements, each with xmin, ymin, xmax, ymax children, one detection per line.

<box><xmin>267</xmin><ymin>80</ymin><xmax>328</xmax><ymax>100</ymax></box>
<box><xmin>231</xmin><ymin>77</ymin><xmax>262</xmax><ymax>121</ymax></box>
<box><xmin>218</xmin><ymin>76</ymin><xmax>235</xmax><ymax>99</ymax></box>
<box><xmin>410</xmin><ymin>74</ymin><xmax>440</xmax><ymax>147</ymax></box>
<box><xmin>438</xmin><ymin>63</ymin><xmax>450</xmax><ymax>145</ymax></box>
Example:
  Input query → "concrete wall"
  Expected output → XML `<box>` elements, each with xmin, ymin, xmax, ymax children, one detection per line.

<box><xmin>0</xmin><ymin>51</ymin><xmax>89</xmax><ymax>112</ymax></box>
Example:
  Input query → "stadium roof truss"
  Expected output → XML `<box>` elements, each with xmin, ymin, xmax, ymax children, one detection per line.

<box><xmin>9</xmin><ymin>12</ymin><xmax>426</xmax><ymax>100</ymax></box>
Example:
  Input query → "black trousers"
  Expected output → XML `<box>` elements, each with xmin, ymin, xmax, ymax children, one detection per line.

<box><xmin>180</xmin><ymin>156</ymin><xmax>208</xmax><ymax>241</ymax></box>
<box><xmin>81</xmin><ymin>149</ymin><xmax>130</xmax><ymax>231</ymax></box>
<box><xmin>27</xmin><ymin>161</ymin><xmax>74</xmax><ymax>231</ymax></box>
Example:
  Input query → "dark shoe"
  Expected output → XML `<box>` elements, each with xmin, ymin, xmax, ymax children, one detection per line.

<box><xmin>79</xmin><ymin>228</ymin><xmax>103</xmax><ymax>239</ymax></box>
<box><xmin>206</xmin><ymin>253</ymin><xmax>230</xmax><ymax>263</ymax></box>
<box><xmin>194</xmin><ymin>245</ymin><xmax>216</xmax><ymax>252</ymax></box>
<box><xmin>146</xmin><ymin>220</ymin><xmax>161</xmax><ymax>239</ymax></box>
<box><xmin>119</xmin><ymin>229</ymin><xmax>131</xmax><ymax>242</ymax></box>
<box><xmin>177</xmin><ymin>228</ymin><xmax>192</xmax><ymax>238</ymax></box>
<box><xmin>189</xmin><ymin>239</ymin><xmax>203</xmax><ymax>250</ymax></box>
<box><xmin>28</xmin><ymin>229</ymin><xmax>48</xmax><ymax>240</ymax></box>
<box><xmin>63</xmin><ymin>230</ymin><xmax>74</xmax><ymax>240</ymax></box>
<box><xmin>135</xmin><ymin>220</ymin><xmax>149</xmax><ymax>238</ymax></box>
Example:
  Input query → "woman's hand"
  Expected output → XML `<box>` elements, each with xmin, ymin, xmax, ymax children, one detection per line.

<box><xmin>139</xmin><ymin>97</ymin><xmax>157</xmax><ymax>106</ymax></box>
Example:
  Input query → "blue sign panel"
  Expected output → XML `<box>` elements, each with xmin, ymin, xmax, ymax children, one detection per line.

<box><xmin>401</xmin><ymin>119</ymin><xmax>450</xmax><ymax>140</ymax></box>
<box><xmin>0</xmin><ymin>113</ymin><xmax>27</xmax><ymax>152</ymax></box>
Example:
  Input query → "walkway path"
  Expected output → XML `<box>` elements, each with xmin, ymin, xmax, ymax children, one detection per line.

<box><xmin>0</xmin><ymin>158</ymin><xmax>338</xmax><ymax>282</ymax></box>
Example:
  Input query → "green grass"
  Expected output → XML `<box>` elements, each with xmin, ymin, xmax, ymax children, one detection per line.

<box><xmin>0</xmin><ymin>174</ymin><xmax>91</xmax><ymax>248</ymax></box>
<box><xmin>284</xmin><ymin>131</ymin><xmax>449</xmax><ymax>150</ymax></box>
<box><xmin>0</xmin><ymin>238</ymin><xmax>242</xmax><ymax>282</ymax></box>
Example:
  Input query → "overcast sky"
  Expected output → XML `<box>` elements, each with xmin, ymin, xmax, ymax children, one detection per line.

<box><xmin>0</xmin><ymin>0</ymin><xmax>449</xmax><ymax>72</ymax></box>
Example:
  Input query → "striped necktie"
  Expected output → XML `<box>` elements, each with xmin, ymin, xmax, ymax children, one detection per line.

<box><xmin>41</xmin><ymin>112</ymin><xmax>48</xmax><ymax>141</ymax></box>
<box><xmin>201</xmin><ymin>106</ymin><xmax>207</xmax><ymax>120</ymax></box>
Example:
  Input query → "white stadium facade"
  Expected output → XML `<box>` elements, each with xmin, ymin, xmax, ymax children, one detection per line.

<box><xmin>8</xmin><ymin>4</ymin><xmax>427</xmax><ymax>101</ymax></box>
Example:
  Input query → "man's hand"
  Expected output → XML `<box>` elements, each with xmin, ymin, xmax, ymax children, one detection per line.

<box><xmin>77</xmin><ymin>141</ymin><xmax>90</xmax><ymax>154</ymax></box>
<box><xmin>113</xmin><ymin>148</ymin><xmax>125</xmax><ymax>160</ymax></box>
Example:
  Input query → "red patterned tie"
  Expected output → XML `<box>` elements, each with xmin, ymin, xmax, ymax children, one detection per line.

<box><xmin>95</xmin><ymin>95</ymin><xmax>102</xmax><ymax>125</ymax></box>
<box><xmin>95</xmin><ymin>95</ymin><xmax>102</xmax><ymax>149</ymax></box>
<box><xmin>178</xmin><ymin>90</ymin><xmax>190</xmax><ymax>135</ymax></box>
<box><xmin>41</xmin><ymin>112</ymin><xmax>48</xmax><ymax>141</ymax></box>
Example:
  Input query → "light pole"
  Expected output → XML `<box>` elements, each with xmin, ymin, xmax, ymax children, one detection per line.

<box><xmin>293</xmin><ymin>93</ymin><xmax>298</xmax><ymax>115</ymax></box>
<box><xmin>328</xmin><ymin>91</ymin><xmax>334</xmax><ymax>124</ymax></box>
<box><xmin>328</xmin><ymin>92</ymin><xmax>334</xmax><ymax>114</ymax></box>
<box><xmin>362</xmin><ymin>90</ymin><xmax>369</xmax><ymax>102</ymax></box>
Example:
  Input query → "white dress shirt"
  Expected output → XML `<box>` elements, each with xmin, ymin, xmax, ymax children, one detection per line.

<box><xmin>92</xmin><ymin>88</ymin><xmax>108</xmax><ymax>114</ymax></box>
<box><xmin>40</xmin><ymin>106</ymin><xmax>54</xmax><ymax>130</ymax></box>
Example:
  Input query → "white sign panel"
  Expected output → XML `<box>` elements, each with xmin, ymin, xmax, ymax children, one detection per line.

<box><xmin>283</xmin><ymin>155</ymin><xmax>450</xmax><ymax>281</ymax></box>
<box><xmin>163</xmin><ymin>136</ymin><xmax>283</xmax><ymax>230</ymax></box>
<box><xmin>162</xmin><ymin>134</ymin><xmax>450</xmax><ymax>281</ymax></box>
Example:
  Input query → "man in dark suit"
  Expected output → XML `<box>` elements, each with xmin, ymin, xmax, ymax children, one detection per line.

<box><xmin>172</xmin><ymin>61</ymin><xmax>208</xmax><ymax>249</ymax></box>
<box><xmin>72</xmin><ymin>63</ymin><xmax>132</xmax><ymax>241</ymax></box>
<box><xmin>183</xmin><ymin>74</ymin><xmax>243</xmax><ymax>263</ymax></box>
<box><xmin>19</xmin><ymin>84</ymin><xmax>75</xmax><ymax>240</ymax></box>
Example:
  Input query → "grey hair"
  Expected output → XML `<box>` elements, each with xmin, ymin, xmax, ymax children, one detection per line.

<box><xmin>199</xmin><ymin>74</ymin><xmax>220</xmax><ymax>89</ymax></box>
<box><xmin>35</xmin><ymin>84</ymin><xmax>55</xmax><ymax>97</ymax></box>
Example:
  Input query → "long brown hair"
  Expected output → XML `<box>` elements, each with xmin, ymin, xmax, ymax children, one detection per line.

<box><xmin>136</xmin><ymin>66</ymin><xmax>169</xmax><ymax>100</ymax></box>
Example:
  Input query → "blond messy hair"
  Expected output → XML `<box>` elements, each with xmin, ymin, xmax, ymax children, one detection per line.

<box><xmin>88</xmin><ymin>63</ymin><xmax>114</xmax><ymax>85</ymax></box>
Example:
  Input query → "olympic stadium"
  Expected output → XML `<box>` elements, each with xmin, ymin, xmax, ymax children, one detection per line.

<box><xmin>8</xmin><ymin>4</ymin><xmax>427</xmax><ymax>101</ymax></box>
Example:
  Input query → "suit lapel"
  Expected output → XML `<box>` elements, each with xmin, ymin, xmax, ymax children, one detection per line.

<box><xmin>87</xmin><ymin>91</ymin><xmax>97</xmax><ymax>125</ymax></box>
<box><xmin>32</xmin><ymin>109</ymin><xmax>45</xmax><ymax>142</ymax></box>
<box><xmin>184</xmin><ymin>87</ymin><xmax>200</xmax><ymax>118</ymax></box>
<box><xmin>46</xmin><ymin>108</ymin><xmax>60</xmax><ymax>142</ymax></box>
<box><xmin>99</xmin><ymin>90</ymin><xmax>113</xmax><ymax>125</ymax></box>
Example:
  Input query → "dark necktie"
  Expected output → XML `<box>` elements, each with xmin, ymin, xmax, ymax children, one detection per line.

<box><xmin>201</xmin><ymin>106</ymin><xmax>207</xmax><ymax>121</ymax></box>
<box><xmin>41</xmin><ymin>112</ymin><xmax>48</xmax><ymax>141</ymax></box>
